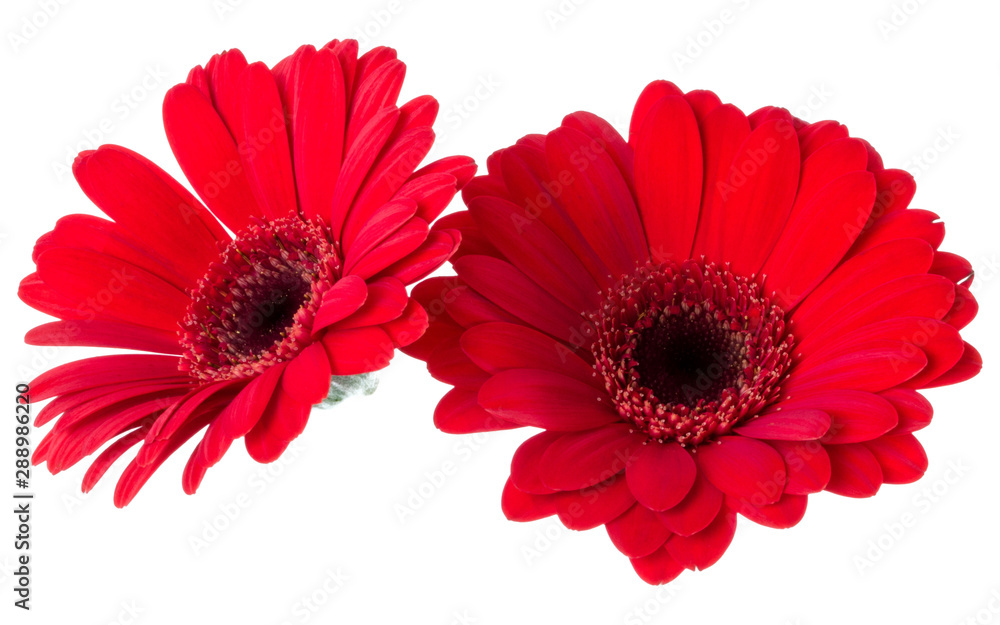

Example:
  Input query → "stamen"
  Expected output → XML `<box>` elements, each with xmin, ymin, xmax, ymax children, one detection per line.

<box><xmin>591</xmin><ymin>259</ymin><xmax>794</xmax><ymax>446</ymax></box>
<box><xmin>179</xmin><ymin>216</ymin><xmax>340</xmax><ymax>382</ymax></box>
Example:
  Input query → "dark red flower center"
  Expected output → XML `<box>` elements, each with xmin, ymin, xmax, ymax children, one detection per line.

<box><xmin>179</xmin><ymin>216</ymin><xmax>340</xmax><ymax>382</ymax></box>
<box><xmin>591</xmin><ymin>260</ymin><xmax>794</xmax><ymax>446</ymax></box>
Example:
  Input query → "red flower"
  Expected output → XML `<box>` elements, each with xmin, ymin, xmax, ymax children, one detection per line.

<box><xmin>21</xmin><ymin>40</ymin><xmax>474</xmax><ymax>507</ymax></box>
<box><xmin>405</xmin><ymin>81</ymin><xmax>981</xmax><ymax>584</ymax></box>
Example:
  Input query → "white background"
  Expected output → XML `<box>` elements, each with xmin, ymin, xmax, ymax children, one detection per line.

<box><xmin>1</xmin><ymin>0</ymin><xmax>998</xmax><ymax>623</ymax></box>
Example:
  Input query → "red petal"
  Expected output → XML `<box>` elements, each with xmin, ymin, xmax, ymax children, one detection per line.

<box><xmin>453</xmin><ymin>255</ymin><xmax>592</xmax><ymax>346</ymax></box>
<box><xmin>468</xmin><ymin>195</ymin><xmax>601</xmax><ymax>313</ymax></box>
<box><xmin>342</xmin><ymin>199</ymin><xmax>418</xmax><ymax>274</ymax></box>
<box><xmin>924</xmin><ymin>341</ymin><xmax>981</xmax><ymax>388</ymax></box>
<box><xmin>731</xmin><ymin>492</ymin><xmax>807</xmax><ymax>529</ymax></box>
<box><xmin>545</xmin><ymin>126</ymin><xmax>648</xmax><ymax>274</ymax></box>
<box><xmin>31</xmin><ymin>214</ymin><xmax>190</xmax><ymax>291</ymax></box>
<box><xmin>31</xmin><ymin>354</ymin><xmax>183</xmax><ymax>402</ymax></box>
<box><xmin>478</xmin><ymin>369</ymin><xmax>619</xmax><ymax>431</ymax></box>
<box><xmin>881</xmin><ymin>388</ymin><xmax>933</xmax><ymax>434</ymax></box>
<box><xmin>943</xmin><ymin>284</ymin><xmax>978</xmax><ymax>331</ymax></box>
<box><xmin>691</xmin><ymin>104</ymin><xmax>751</xmax><ymax>260</ymax></box>
<box><xmin>628</xmin><ymin>80</ymin><xmax>682</xmax><ymax>143</ymax></box>
<box><xmin>791</xmin><ymin>238</ymin><xmax>935</xmax><ymax>338</ymax></box>
<box><xmin>82</xmin><ymin>429</ymin><xmax>146</xmax><ymax>493</ymax></box>
<box><xmin>444</xmin><ymin>279</ymin><xmax>520</xmax><ymax>328</ymax></box>
<box><xmin>433</xmin><ymin>387</ymin><xmax>518</xmax><ymax>435</ymax></box>
<box><xmin>501</xmin><ymin>477</ymin><xmax>559</xmax><ymax>522</ymax></box>
<box><xmin>778</xmin><ymin>390</ymin><xmax>897</xmax><ymax>445</ymax></box>
<box><xmin>292</xmin><ymin>47</ymin><xmax>346</xmax><ymax>222</ymax></box>
<box><xmin>863</xmin><ymin>434</ymin><xmax>928</xmax><ymax>484</ymax></box>
<box><xmin>347</xmin><ymin>217</ymin><xmax>429</xmax><ymax>280</ymax></box>
<box><xmin>198</xmin><ymin>363</ymin><xmax>286</xmax><ymax>466</ymax></box>
<box><xmin>630</xmin><ymin>547</ymin><xmax>686</xmax><ymax>585</ymax></box>
<box><xmin>506</xmin><ymin>431</ymin><xmax>561</xmax><ymax>496</ymax></box>
<box><xmin>561</xmin><ymin>111</ymin><xmax>635</xmax><ymax>197</ymax></box>
<box><xmin>322</xmin><ymin>327</ymin><xmax>395</xmax><ymax>375</ymax></box>
<box><xmin>769</xmin><ymin>440</ymin><xmax>831</xmax><ymax>495</ymax></box>
<box><xmin>203</xmin><ymin>49</ymin><xmax>249</xmax><ymax>138</ymax></box>
<box><xmin>381</xmin><ymin>299</ymin><xmax>429</xmax><ymax>348</ymax></box>
<box><xmin>625</xmin><ymin>441</ymin><xmax>697</xmax><ymax>511</ymax></box>
<box><xmin>556</xmin><ymin>476</ymin><xmax>635</xmax><ymax>530</ymax></box>
<box><xmin>333</xmin><ymin>277</ymin><xmax>408</xmax><ymax>329</ymax></box>
<box><xmin>783</xmin><ymin>343</ymin><xmax>926</xmax><ymax>394</ymax></box>
<box><xmin>825</xmin><ymin>444</ymin><xmax>883</xmax><ymax>498</ymax></box>
<box><xmin>634</xmin><ymin>95</ymin><xmax>703</xmax><ymax>263</ymax></box>
<box><xmin>375</xmin><ymin>227</ymin><xmax>460</xmax><ymax>284</ymax></box>
<box><xmin>607</xmin><ymin>504</ymin><xmax>672</xmax><ymax>558</ymax></box>
<box><xmin>684</xmin><ymin>89</ymin><xmax>723</xmax><ymax>120</ymax></box>
<box><xmin>703</xmin><ymin>118</ymin><xmax>801</xmax><ymax>276</ymax></box>
<box><xmin>26</xmin><ymin>319</ymin><xmax>180</xmax><ymax>355</ymax></box>
<box><xmin>930</xmin><ymin>251</ymin><xmax>974</xmax><ymax>285</ymax></box>
<box><xmin>239</xmin><ymin>62</ymin><xmax>297</xmax><ymax>219</ymax></box>
<box><xmin>786</xmin><ymin>138</ymin><xmax>868</xmax><ymax>228</ymax></box>
<box><xmin>794</xmin><ymin>274</ymin><xmax>955</xmax><ymax>356</ymax></box>
<box><xmin>657</xmin><ymin>470</ymin><xmax>724</xmax><ymax>536</ymax></box>
<box><xmin>244</xmin><ymin>386</ymin><xmax>311</xmax><ymax>463</ymax></box>
<box><xmin>36</xmin><ymin>248</ymin><xmax>188</xmax><ymax>331</ymax></box>
<box><xmin>393</xmin><ymin>172</ymin><xmax>462</xmax><ymax>222</ymax></box>
<box><xmin>312</xmin><ymin>275</ymin><xmax>368</xmax><ymax>335</ymax></box>
<box><xmin>762</xmin><ymin>171</ymin><xmax>876</xmax><ymax>309</ymax></box>
<box><xmin>498</xmin><ymin>145</ymin><xmax>612</xmax><ymax>285</ymax></box>
<box><xmin>459</xmin><ymin>322</ymin><xmax>596</xmax><ymax>385</ymax></box>
<box><xmin>73</xmin><ymin>146</ymin><xmax>226</xmax><ymax>283</ymax></box>
<box><xmin>343</xmin><ymin>128</ymin><xmax>435</xmax><ymax>244</ymax></box>
<box><xmin>664</xmin><ymin>507</ymin><xmax>737</xmax><ymax>571</ymax></box>
<box><xmin>281</xmin><ymin>342</ymin><xmax>332</xmax><ymax>405</ymax></box>
<box><xmin>331</xmin><ymin>107</ymin><xmax>400</xmax><ymax>235</ymax></box>
<box><xmin>734</xmin><ymin>409</ymin><xmax>831</xmax><ymax>441</ymax></box>
<box><xmin>163</xmin><ymin>83</ymin><xmax>263</xmax><ymax>232</ymax></box>
<box><xmin>696</xmin><ymin>436</ymin><xmax>786</xmax><ymax>504</ymax></box>
<box><xmin>539</xmin><ymin>425</ymin><xmax>643</xmax><ymax>490</ymax></box>
<box><xmin>867</xmin><ymin>169</ymin><xmax>917</xmax><ymax>224</ymax></box>
<box><xmin>345</xmin><ymin>58</ymin><xmax>404</xmax><ymax>149</ymax></box>
<box><xmin>851</xmin><ymin>209</ymin><xmax>945</xmax><ymax>256</ymax></box>
<box><xmin>426</xmin><ymin>340</ymin><xmax>489</xmax><ymax>386</ymax></box>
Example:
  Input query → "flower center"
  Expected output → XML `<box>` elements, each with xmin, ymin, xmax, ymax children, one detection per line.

<box><xmin>179</xmin><ymin>216</ymin><xmax>340</xmax><ymax>382</ymax></box>
<box><xmin>591</xmin><ymin>260</ymin><xmax>794</xmax><ymax>446</ymax></box>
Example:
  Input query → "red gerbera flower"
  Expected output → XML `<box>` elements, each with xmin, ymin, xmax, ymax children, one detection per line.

<box><xmin>21</xmin><ymin>40</ymin><xmax>474</xmax><ymax>507</ymax></box>
<box><xmin>405</xmin><ymin>80</ymin><xmax>981</xmax><ymax>584</ymax></box>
